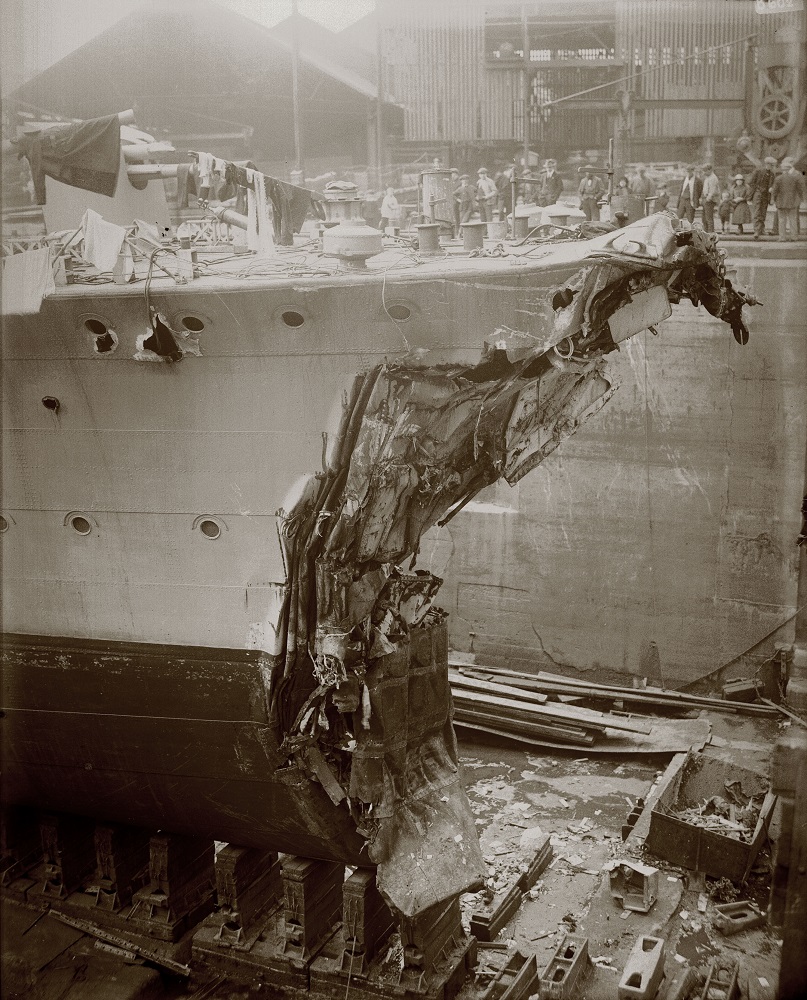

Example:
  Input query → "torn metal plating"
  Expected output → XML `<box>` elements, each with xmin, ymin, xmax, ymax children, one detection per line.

<box><xmin>268</xmin><ymin>214</ymin><xmax>756</xmax><ymax>918</ymax></box>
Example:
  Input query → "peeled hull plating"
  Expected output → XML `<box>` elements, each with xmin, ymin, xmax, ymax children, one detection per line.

<box><xmin>1</xmin><ymin>213</ymin><xmax>756</xmax><ymax>920</ymax></box>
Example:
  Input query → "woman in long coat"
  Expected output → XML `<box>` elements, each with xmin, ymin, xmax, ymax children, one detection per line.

<box><xmin>730</xmin><ymin>174</ymin><xmax>751</xmax><ymax>235</ymax></box>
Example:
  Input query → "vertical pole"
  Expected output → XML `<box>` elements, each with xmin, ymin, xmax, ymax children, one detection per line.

<box><xmin>606</xmin><ymin>137</ymin><xmax>615</xmax><ymax>204</ymax></box>
<box><xmin>291</xmin><ymin>0</ymin><xmax>303</xmax><ymax>175</ymax></box>
<box><xmin>522</xmin><ymin>3</ymin><xmax>530</xmax><ymax>169</ymax></box>
<box><xmin>376</xmin><ymin>4</ymin><xmax>384</xmax><ymax>190</ymax></box>
<box><xmin>744</xmin><ymin>36</ymin><xmax>757</xmax><ymax>132</ymax></box>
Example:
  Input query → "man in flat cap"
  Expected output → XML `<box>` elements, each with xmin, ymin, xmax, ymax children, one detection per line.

<box><xmin>476</xmin><ymin>167</ymin><xmax>498</xmax><ymax>223</ymax></box>
<box><xmin>700</xmin><ymin>164</ymin><xmax>721</xmax><ymax>233</ymax></box>
<box><xmin>578</xmin><ymin>165</ymin><xmax>605</xmax><ymax>221</ymax></box>
<box><xmin>748</xmin><ymin>155</ymin><xmax>778</xmax><ymax>240</ymax></box>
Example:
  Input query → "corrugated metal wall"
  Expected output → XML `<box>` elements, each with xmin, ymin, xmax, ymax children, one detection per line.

<box><xmin>381</xmin><ymin>0</ymin><xmax>804</xmax><ymax>147</ymax></box>
<box><xmin>382</xmin><ymin>0</ymin><xmax>519</xmax><ymax>142</ymax></box>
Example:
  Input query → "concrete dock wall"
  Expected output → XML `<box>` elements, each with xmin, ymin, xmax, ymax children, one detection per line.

<box><xmin>426</xmin><ymin>246</ymin><xmax>807</xmax><ymax>688</ymax></box>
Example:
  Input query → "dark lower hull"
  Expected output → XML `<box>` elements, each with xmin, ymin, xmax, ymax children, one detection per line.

<box><xmin>0</xmin><ymin>633</ymin><xmax>366</xmax><ymax>864</ymax></box>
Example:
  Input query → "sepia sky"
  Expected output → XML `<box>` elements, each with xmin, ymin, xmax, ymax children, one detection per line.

<box><xmin>2</xmin><ymin>0</ymin><xmax>375</xmax><ymax>94</ymax></box>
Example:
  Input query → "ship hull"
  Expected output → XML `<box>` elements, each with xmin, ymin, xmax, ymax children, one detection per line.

<box><xmin>0</xmin><ymin>632</ymin><xmax>367</xmax><ymax>863</ymax></box>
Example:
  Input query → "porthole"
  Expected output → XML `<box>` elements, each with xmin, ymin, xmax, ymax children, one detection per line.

<box><xmin>181</xmin><ymin>315</ymin><xmax>205</xmax><ymax>332</ymax></box>
<box><xmin>193</xmin><ymin>515</ymin><xmax>227</xmax><ymax>539</ymax></box>
<box><xmin>199</xmin><ymin>519</ymin><xmax>221</xmax><ymax>539</ymax></box>
<box><xmin>70</xmin><ymin>515</ymin><xmax>92</xmax><ymax>535</ymax></box>
<box><xmin>85</xmin><ymin>318</ymin><xmax>108</xmax><ymax>336</ymax></box>
<box><xmin>0</xmin><ymin>515</ymin><xmax>8</xmax><ymax>532</ymax></box>
<box><xmin>281</xmin><ymin>310</ymin><xmax>305</xmax><ymax>328</ymax></box>
<box><xmin>386</xmin><ymin>303</ymin><xmax>411</xmax><ymax>322</ymax></box>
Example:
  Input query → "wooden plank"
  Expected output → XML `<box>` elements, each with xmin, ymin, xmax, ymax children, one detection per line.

<box><xmin>452</xmin><ymin>672</ymin><xmax>652</xmax><ymax>733</ymax></box>
<box><xmin>452</xmin><ymin>704</ymin><xmax>594</xmax><ymax>743</ymax></box>
<box><xmin>451</xmin><ymin>661</ymin><xmax>778</xmax><ymax>717</ymax></box>
<box><xmin>449</xmin><ymin>669</ymin><xmax>548</xmax><ymax>703</ymax></box>
<box><xmin>453</xmin><ymin>718</ymin><xmax>595</xmax><ymax>749</ymax></box>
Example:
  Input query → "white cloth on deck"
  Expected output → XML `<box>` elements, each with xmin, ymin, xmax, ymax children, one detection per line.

<box><xmin>2</xmin><ymin>246</ymin><xmax>56</xmax><ymax>316</ymax></box>
<box><xmin>82</xmin><ymin>208</ymin><xmax>127</xmax><ymax>273</ymax></box>
<box><xmin>245</xmin><ymin>168</ymin><xmax>275</xmax><ymax>255</ymax></box>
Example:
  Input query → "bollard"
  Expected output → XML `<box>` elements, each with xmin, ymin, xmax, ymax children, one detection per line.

<box><xmin>461</xmin><ymin>221</ymin><xmax>487</xmax><ymax>251</ymax></box>
<box><xmin>513</xmin><ymin>215</ymin><xmax>531</xmax><ymax>239</ymax></box>
<box><xmin>487</xmin><ymin>220</ymin><xmax>508</xmax><ymax>240</ymax></box>
<box><xmin>416</xmin><ymin>223</ymin><xmax>441</xmax><ymax>255</ymax></box>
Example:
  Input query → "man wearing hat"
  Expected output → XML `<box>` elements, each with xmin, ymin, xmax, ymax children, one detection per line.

<box><xmin>748</xmin><ymin>155</ymin><xmax>778</xmax><ymax>239</ymax></box>
<box><xmin>476</xmin><ymin>167</ymin><xmax>498</xmax><ymax>223</ymax></box>
<box><xmin>454</xmin><ymin>174</ymin><xmax>477</xmax><ymax>230</ymax></box>
<box><xmin>677</xmin><ymin>166</ymin><xmax>702</xmax><ymax>223</ymax></box>
<box><xmin>578</xmin><ymin>165</ymin><xmax>605</xmax><ymax>221</ymax></box>
<box><xmin>537</xmin><ymin>159</ymin><xmax>563</xmax><ymax>207</ymax></box>
<box><xmin>771</xmin><ymin>158</ymin><xmax>806</xmax><ymax>242</ymax></box>
<box><xmin>700</xmin><ymin>164</ymin><xmax>721</xmax><ymax>233</ymax></box>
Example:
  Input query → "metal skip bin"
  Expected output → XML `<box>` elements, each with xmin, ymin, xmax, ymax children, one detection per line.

<box><xmin>645</xmin><ymin>751</ymin><xmax>777</xmax><ymax>881</ymax></box>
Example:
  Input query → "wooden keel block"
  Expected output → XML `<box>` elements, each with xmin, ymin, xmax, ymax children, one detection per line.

<box><xmin>538</xmin><ymin>932</ymin><xmax>589</xmax><ymax>999</ymax></box>
<box><xmin>617</xmin><ymin>935</ymin><xmax>665</xmax><ymax>1000</ymax></box>
<box><xmin>129</xmin><ymin>834</ymin><xmax>215</xmax><ymax>941</ymax></box>
<box><xmin>400</xmin><ymin>896</ymin><xmax>464</xmax><ymax>974</ymax></box>
<box><xmin>470</xmin><ymin>884</ymin><xmax>522</xmax><ymax>942</ymax></box>
<box><xmin>212</xmin><ymin>846</ymin><xmax>281</xmax><ymax>946</ymax></box>
<box><xmin>0</xmin><ymin>807</ymin><xmax>41</xmax><ymax>886</ymax></box>
<box><xmin>39</xmin><ymin>813</ymin><xmax>97</xmax><ymax>898</ymax></box>
<box><xmin>281</xmin><ymin>856</ymin><xmax>343</xmax><ymax>964</ymax></box>
<box><xmin>340</xmin><ymin>867</ymin><xmax>395</xmax><ymax>974</ymax></box>
<box><xmin>92</xmin><ymin>824</ymin><xmax>151</xmax><ymax>911</ymax></box>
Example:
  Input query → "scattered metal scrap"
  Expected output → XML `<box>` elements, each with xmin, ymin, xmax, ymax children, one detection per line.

<box><xmin>670</xmin><ymin>791</ymin><xmax>763</xmax><ymax>844</ymax></box>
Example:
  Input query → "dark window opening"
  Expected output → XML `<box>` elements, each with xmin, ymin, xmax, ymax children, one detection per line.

<box><xmin>70</xmin><ymin>516</ymin><xmax>92</xmax><ymax>535</ymax></box>
<box><xmin>199</xmin><ymin>519</ymin><xmax>221</xmax><ymax>539</ymax></box>
<box><xmin>181</xmin><ymin>316</ymin><xmax>205</xmax><ymax>332</ymax></box>
<box><xmin>95</xmin><ymin>332</ymin><xmax>116</xmax><ymax>352</ymax></box>
<box><xmin>0</xmin><ymin>515</ymin><xmax>8</xmax><ymax>532</ymax></box>
<box><xmin>85</xmin><ymin>318</ymin><xmax>107</xmax><ymax>336</ymax></box>
<box><xmin>552</xmin><ymin>288</ymin><xmax>575</xmax><ymax>310</ymax></box>
<box><xmin>281</xmin><ymin>310</ymin><xmax>305</xmax><ymax>328</ymax></box>
<box><xmin>144</xmin><ymin>315</ymin><xmax>183</xmax><ymax>362</ymax></box>
<box><xmin>386</xmin><ymin>304</ymin><xmax>411</xmax><ymax>321</ymax></box>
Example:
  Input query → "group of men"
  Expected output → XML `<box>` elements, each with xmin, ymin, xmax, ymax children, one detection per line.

<box><xmin>443</xmin><ymin>154</ymin><xmax>803</xmax><ymax>240</ymax></box>
<box><xmin>676</xmin><ymin>157</ymin><xmax>805</xmax><ymax>240</ymax></box>
<box><xmin>451</xmin><ymin>160</ymin><xmax>564</xmax><ymax>230</ymax></box>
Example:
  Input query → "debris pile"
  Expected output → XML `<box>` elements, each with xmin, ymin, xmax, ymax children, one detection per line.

<box><xmin>670</xmin><ymin>788</ymin><xmax>763</xmax><ymax>844</ymax></box>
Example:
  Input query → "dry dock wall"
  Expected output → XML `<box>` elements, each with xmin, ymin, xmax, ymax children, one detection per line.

<box><xmin>426</xmin><ymin>247</ymin><xmax>807</xmax><ymax>688</ymax></box>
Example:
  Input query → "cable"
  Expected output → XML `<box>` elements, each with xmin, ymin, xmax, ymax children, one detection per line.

<box><xmin>538</xmin><ymin>33</ymin><xmax>759</xmax><ymax>110</ymax></box>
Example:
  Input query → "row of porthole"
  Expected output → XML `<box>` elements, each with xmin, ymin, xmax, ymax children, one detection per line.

<box><xmin>0</xmin><ymin>513</ymin><xmax>225</xmax><ymax>539</ymax></box>
<box><xmin>80</xmin><ymin>304</ymin><xmax>414</xmax><ymax>343</ymax></box>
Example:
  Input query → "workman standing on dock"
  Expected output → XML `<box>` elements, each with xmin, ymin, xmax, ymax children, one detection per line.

<box><xmin>454</xmin><ymin>174</ymin><xmax>477</xmax><ymax>228</ymax></box>
<box><xmin>771</xmin><ymin>158</ymin><xmax>806</xmax><ymax>241</ymax></box>
<box><xmin>700</xmin><ymin>164</ymin><xmax>721</xmax><ymax>233</ymax></box>
<box><xmin>749</xmin><ymin>155</ymin><xmax>778</xmax><ymax>240</ymax></box>
<box><xmin>476</xmin><ymin>167</ymin><xmax>498</xmax><ymax>222</ymax></box>
<box><xmin>537</xmin><ymin>159</ymin><xmax>563</xmax><ymax>206</ymax></box>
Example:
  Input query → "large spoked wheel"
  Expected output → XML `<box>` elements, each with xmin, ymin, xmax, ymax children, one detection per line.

<box><xmin>756</xmin><ymin>66</ymin><xmax>797</xmax><ymax>139</ymax></box>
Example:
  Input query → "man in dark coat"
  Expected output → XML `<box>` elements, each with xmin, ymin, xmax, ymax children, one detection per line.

<box><xmin>771</xmin><ymin>158</ymin><xmax>806</xmax><ymax>241</ymax></box>
<box><xmin>676</xmin><ymin>166</ymin><xmax>702</xmax><ymax>223</ymax></box>
<box><xmin>537</xmin><ymin>159</ymin><xmax>564</xmax><ymax>206</ymax></box>
<box><xmin>748</xmin><ymin>155</ymin><xmax>777</xmax><ymax>240</ymax></box>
